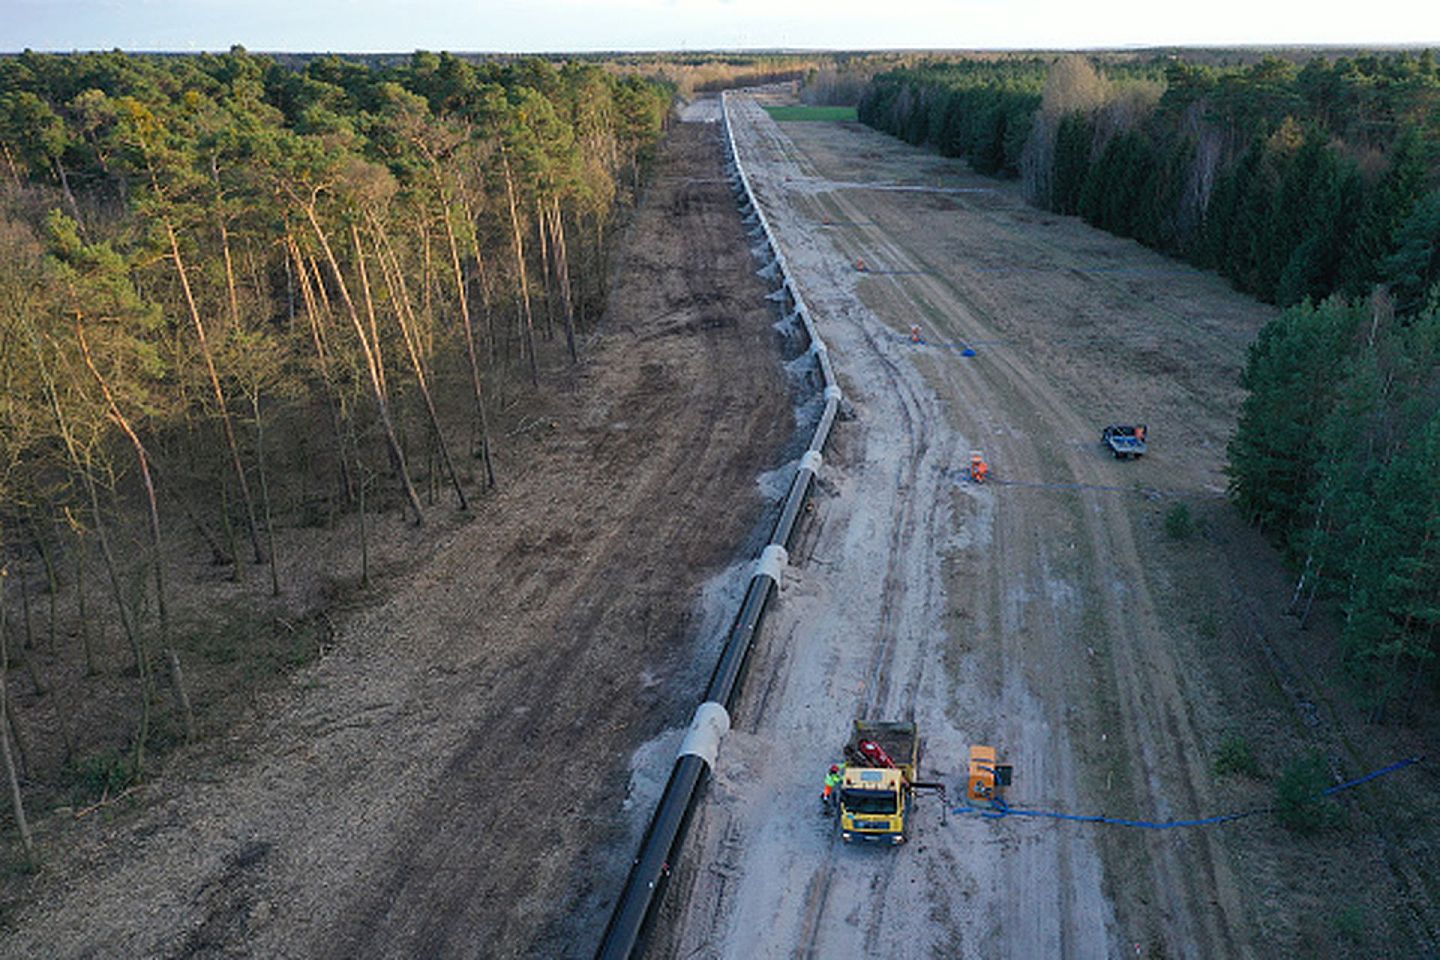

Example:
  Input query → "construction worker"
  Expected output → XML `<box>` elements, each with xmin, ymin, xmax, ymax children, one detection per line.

<box><xmin>910</xmin><ymin>324</ymin><xmax>923</xmax><ymax>344</ymax></box>
<box><xmin>822</xmin><ymin>763</ymin><xmax>844</xmax><ymax>812</ymax></box>
<box><xmin>970</xmin><ymin>452</ymin><xmax>989</xmax><ymax>485</ymax></box>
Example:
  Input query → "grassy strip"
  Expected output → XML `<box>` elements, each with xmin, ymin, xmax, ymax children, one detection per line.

<box><xmin>762</xmin><ymin>105</ymin><xmax>858</xmax><ymax>122</ymax></box>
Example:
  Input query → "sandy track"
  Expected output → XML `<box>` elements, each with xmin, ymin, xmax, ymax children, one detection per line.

<box><xmin>0</xmin><ymin>117</ymin><xmax>795</xmax><ymax>960</ymax></box>
<box><xmin>659</xmin><ymin>93</ymin><xmax>1275</xmax><ymax>959</ymax></box>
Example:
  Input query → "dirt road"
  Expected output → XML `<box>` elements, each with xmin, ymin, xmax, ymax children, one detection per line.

<box><xmin>657</xmin><ymin>92</ymin><xmax>1278</xmax><ymax>959</ymax></box>
<box><xmin>0</xmin><ymin>114</ymin><xmax>796</xmax><ymax>959</ymax></box>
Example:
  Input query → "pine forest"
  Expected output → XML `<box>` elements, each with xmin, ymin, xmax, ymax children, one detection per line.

<box><xmin>0</xmin><ymin>47</ymin><xmax>671</xmax><ymax>838</ymax></box>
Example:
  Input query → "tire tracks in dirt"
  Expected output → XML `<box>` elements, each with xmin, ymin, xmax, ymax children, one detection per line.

<box><xmin>745</xmin><ymin>105</ymin><xmax>963</xmax><ymax>960</ymax></box>
<box><xmin>665</xmin><ymin>96</ymin><xmax>978</xmax><ymax>960</ymax></box>
<box><xmin>666</xmin><ymin>91</ymin><xmax>1265</xmax><ymax>960</ymax></box>
<box><xmin>806</xmin><ymin>127</ymin><xmax>1250</xmax><ymax>957</ymax></box>
<box><xmin>842</xmin><ymin>184</ymin><xmax>1246</xmax><ymax>958</ymax></box>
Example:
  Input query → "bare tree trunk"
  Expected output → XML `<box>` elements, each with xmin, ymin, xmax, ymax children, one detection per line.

<box><xmin>3</xmin><ymin>689</ymin><xmax>29</xmax><ymax>779</ymax></box>
<box><xmin>298</xmin><ymin>201</ymin><xmax>424</xmax><ymax>525</ymax></box>
<box><xmin>155</xmin><ymin>464</ymin><xmax>233</xmax><ymax>566</ymax></box>
<box><xmin>0</xmin><ymin>142</ymin><xmax>21</xmax><ymax>187</ymax></box>
<box><xmin>28</xmin><ymin>520</ymin><xmax>59</xmax><ymax>653</ymax></box>
<box><xmin>351</xmin><ymin>425</ymin><xmax>370</xmax><ymax>589</ymax></box>
<box><xmin>592</xmin><ymin>211</ymin><xmax>608</xmax><ymax>311</ymax></box>
<box><xmin>421</xmin><ymin>219</ymin><xmax>434</xmax><ymax>322</ymax></box>
<box><xmin>245</xmin><ymin>241</ymin><xmax>265</xmax><ymax>318</ymax></box>
<box><xmin>53</xmin><ymin>157</ymin><xmax>83</xmax><ymax>229</ymax></box>
<box><xmin>549</xmin><ymin>197</ymin><xmax>578</xmax><ymax>363</ymax></box>
<box><xmin>351</xmin><ymin>223</ymin><xmax>388</xmax><ymax>397</ymax></box>
<box><xmin>29</xmin><ymin>325</ymin><xmax>152</xmax><ymax>769</ymax></box>
<box><xmin>21</xmin><ymin>519</ymin><xmax>76</xmax><ymax>759</ymax></box>
<box><xmin>501</xmin><ymin>148</ymin><xmax>539</xmax><ymax>386</ymax></box>
<box><xmin>366</xmin><ymin>219</ymin><xmax>468</xmax><ymax>511</ymax></box>
<box><xmin>85</xmin><ymin>487</ymin><xmax>149</xmax><ymax>761</ymax></box>
<box><xmin>219</xmin><ymin>480</ymin><xmax>240</xmax><ymax>583</ymax></box>
<box><xmin>536</xmin><ymin>197</ymin><xmax>555</xmax><ymax>341</ymax></box>
<box><xmin>77</xmin><ymin>322</ymin><xmax>196</xmax><ymax>744</ymax></box>
<box><xmin>74</xmin><ymin>540</ymin><xmax>96</xmax><ymax>675</ymax></box>
<box><xmin>287</xmin><ymin>235</ymin><xmax>355</xmax><ymax>506</ymax></box>
<box><xmin>0</xmin><ymin>564</ymin><xmax>33</xmax><ymax>859</ymax></box>
<box><xmin>219</xmin><ymin>217</ymin><xmax>241</xmax><ymax>330</ymax></box>
<box><xmin>162</xmin><ymin>219</ymin><xmax>265</xmax><ymax>566</ymax></box>
<box><xmin>249</xmin><ymin>389</ymin><xmax>280</xmax><ymax>597</ymax></box>
<box><xmin>211</xmin><ymin>158</ymin><xmax>241</xmax><ymax>332</ymax></box>
<box><xmin>459</xmin><ymin>188</ymin><xmax>498</xmax><ymax>373</ymax></box>
<box><xmin>16</xmin><ymin>572</ymin><xmax>44</xmax><ymax>696</ymax></box>
<box><xmin>434</xmin><ymin>174</ymin><xmax>497</xmax><ymax>487</ymax></box>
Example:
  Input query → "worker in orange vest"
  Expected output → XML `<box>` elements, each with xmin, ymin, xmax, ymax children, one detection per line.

<box><xmin>970</xmin><ymin>452</ymin><xmax>989</xmax><ymax>484</ymax></box>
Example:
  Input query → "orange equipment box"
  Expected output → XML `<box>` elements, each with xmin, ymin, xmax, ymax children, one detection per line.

<box><xmin>967</xmin><ymin>745</ymin><xmax>998</xmax><ymax>802</ymax></box>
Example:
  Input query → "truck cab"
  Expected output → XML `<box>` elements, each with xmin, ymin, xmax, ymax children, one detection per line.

<box><xmin>839</xmin><ymin>767</ymin><xmax>908</xmax><ymax>843</ymax></box>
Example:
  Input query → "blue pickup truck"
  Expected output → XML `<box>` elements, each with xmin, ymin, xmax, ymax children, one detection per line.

<box><xmin>1102</xmin><ymin>424</ymin><xmax>1147</xmax><ymax>460</ymax></box>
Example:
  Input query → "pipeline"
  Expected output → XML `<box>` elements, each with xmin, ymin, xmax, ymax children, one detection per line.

<box><xmin>595</xmin><ymin>91</ymin><xmax>843</xmax><ymax>960</ymax></box>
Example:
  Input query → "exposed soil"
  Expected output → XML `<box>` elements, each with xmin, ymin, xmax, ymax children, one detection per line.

<box><xmin>7</xmin><ymin>86</ymin><xmax>1437</xmax><ymax>960</ymax></box>
<box><xmin>657</xmin><ymin>90</ymin><xmax>1437</xmax><ymax>960</ymax></box>
<box><xmin>0</xmin><ymin>110</ymin><xmax>797</xmax><ymax>959</ymax></box>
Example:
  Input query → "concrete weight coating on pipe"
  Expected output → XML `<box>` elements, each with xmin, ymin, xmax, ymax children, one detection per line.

<box><xmin>800</xmin><ymin>450</ymin><xmax>823</xmax><ymax>474</ymax></box>
<box><xmin>676</xmin><ymin>701</ymin><xmax>731</xmax><ymax>770</ymax></box>
<box><xmin>754</xmin><ymin>543</ymin><xmax>788</xmax><ymax>583</ymax></box>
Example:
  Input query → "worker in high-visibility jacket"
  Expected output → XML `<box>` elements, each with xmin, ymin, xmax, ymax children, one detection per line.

<box><xmin>822</xmin><ymin>764</ymin><xmax>844</xmax><ymax>810</ymax></box>
<box><xmin>970</xmin><ymin>453</ymin><xmax>989</xmax><ymax>485</ymax></box>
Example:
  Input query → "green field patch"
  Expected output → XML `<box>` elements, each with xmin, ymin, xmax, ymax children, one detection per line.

<box><xmin>762</xmin><ymin>105</ymin><xmax>858</xmax><ymax>122</ymax></box>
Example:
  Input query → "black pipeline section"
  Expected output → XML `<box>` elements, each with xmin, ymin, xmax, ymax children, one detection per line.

<box><xmin>595</xmin><ymin>92</ymin><xmax>844</xmax><ymax>960</ymax></box>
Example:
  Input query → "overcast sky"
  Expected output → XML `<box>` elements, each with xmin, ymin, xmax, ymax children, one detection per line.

<box><xmin>3</xmin><ymin>0</ymin><xmax>1437</xmax><ymax>53</ymax></box>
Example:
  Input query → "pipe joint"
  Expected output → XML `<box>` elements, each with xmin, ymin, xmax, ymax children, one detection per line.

<box><xmin>754</xmin><ymin>543</ymin><xmax>788</xmax><ymax>584</ymax></box>
<box><xmin>676</xmin><ymin>701</ymin><xmax>731</xmax><ymax>770</ymax></box>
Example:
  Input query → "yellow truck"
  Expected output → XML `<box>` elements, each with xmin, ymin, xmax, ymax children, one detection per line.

<box><xmin>838</xmin><ymin>721</ymin><xmax>923</xmax><ymax>844</ymax></box>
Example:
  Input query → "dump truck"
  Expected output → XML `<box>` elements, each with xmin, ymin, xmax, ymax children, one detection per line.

<box><xmin>838</xmin><ymin>721</ymin><xmax>922</xmax><ymax>844</ymax></box>
<box><xmin>1101</xmin><ymin>424</ymin><xmax>1147</xmax><ymax>460</ymax></box>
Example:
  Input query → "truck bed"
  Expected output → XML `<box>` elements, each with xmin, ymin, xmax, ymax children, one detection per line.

<box><xmin>849</xmin><ymin>721</ymin><xmax>919</xmax><ymax>777</ymax></box>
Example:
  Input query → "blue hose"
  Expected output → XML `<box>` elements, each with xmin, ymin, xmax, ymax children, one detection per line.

<box><xmin>953</xmin><ymin>756</ymin><xmax>1424</xmax><ymax>829</ymax></box>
